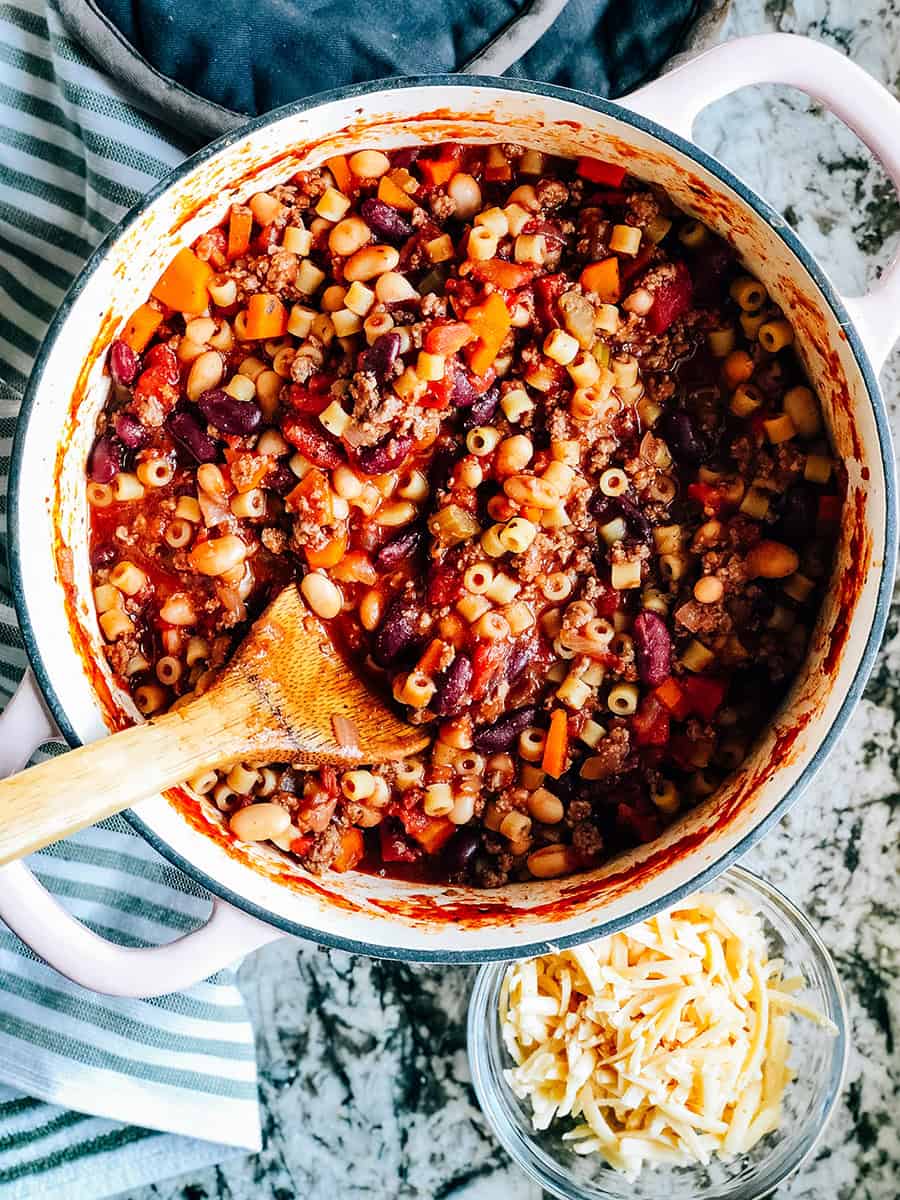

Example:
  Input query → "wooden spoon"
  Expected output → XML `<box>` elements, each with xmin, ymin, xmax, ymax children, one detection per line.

<box><xmin>0</xmin><ymin>585</ymin><xmax>429</xmax><ymax>865</ymax></box>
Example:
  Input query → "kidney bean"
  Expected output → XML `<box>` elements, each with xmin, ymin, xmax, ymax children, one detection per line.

<box><xmin>505</xmin><ymin>637</ymin><xmax>533</xmax><ymax>683</ymax></box>
<box><xmin>114</xmin><ymin>412</ymin><xmax>146</xmax><ymax>449</ymax></box>
<box><xmin>166</xmin><ymin>411</ymin><xmax>218</xmax><ymax>463</ymax></box>
<box><xmin>444</xmin><ymin>828</ymin><xmax>480</xmax><ymax>878</ymax></box>
<box><xmin>690</xmin><ymin>238</ymin><xmax>733</xmax><ymax>305</ymax></box>
<box><xmin>360</xmin><ymin>198</ymin><xmax>414</xmax><ymax>243</ymax></box>
<box><xmin>590</xmin><ymin>493</ymin><xmax>651</xmax><ymax>543</ymax></box>
<box><xmin>754</xmin><ymin>359</ymin><xmax>787</xmax><ymax>401</ymax></box>
<box><xmin>376</xmin><ymin>522</ymin><xmax>425</xmax><ymax>571</ymax></box>
<box><xmin>390</xmin><ymin>146</ymin><xmax>420</xmax><ymax>169</ymax></box>
<box><xmin>88</xmin><ymin>434</ymin><xmax>120</xmax><ymax>483</ymax></box>
<box><xmin>90</xmin><ymin>542</ymin><xmax>117</xmax><ymax>569</ymax></box>
<box><xmin>267</xmin><ymin>462</ymin><xmax>298</xmax><ymax>494</ymax></box>
<box><xmin>462</xmin><ymin>384</ymin><xmax>499</xmax><ymax>430</ymax></box>
<box><xmin>660</xmin><ymin>409</ymin><xmax>705</xmax><ymax>466</ymax></box>
<box><xmin>433</xmin><ymin>652</ymin><xmax>473</xmax><ymax>716</ymax></box>
<box><xmin>373</xmin><ymin>595</ymin><xmax>421</xmax><ymax>666</ymax></box>
<box><xmin>779</xmin><ymin>486</ymin><xmax>816</xmax><ymax>542</ymax></box>
<box><xmin>197</xmin><ymin>388</ymin><xmax>262</xmax><ymax>435</ymax></box>
<box><xmin>363</xmin><ymin>331</ymin><xmax>401</xmax><ymax>382</ymax></box>
<box><xmin>355</xmin><ymin>432</ymin><xmax>412</xmax><ymax>475</ymax></box>
<box><xmin>108</xmin><ymin>339</ymin><xmax>139</xmax><ymax>386</ymax></box>
<box><xmin>473</xmin><ymin>706</ymin><xmax>537</xmax><ymax>753</ymax></box>
<box><xmin>632</xmin><ymin>611</ymin><xmax>672</xmax><ymax>687</ymax></box>
<box><xmin>451</xmin><ymin>370</ymin><xmax>478</xmax><ymax>408</ymax></box>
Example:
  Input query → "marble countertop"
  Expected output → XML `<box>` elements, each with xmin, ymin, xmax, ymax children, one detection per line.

<box><xmin>124</xmin><ymin>2</ymin><xmax>900</xmax><ymax>1196</ymax></box>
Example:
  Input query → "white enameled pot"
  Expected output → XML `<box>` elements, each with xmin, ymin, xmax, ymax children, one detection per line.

<box><xmin>2</xmin><ymin>35</ymin><xmax>899</xmax><ymax>998</ymax></box>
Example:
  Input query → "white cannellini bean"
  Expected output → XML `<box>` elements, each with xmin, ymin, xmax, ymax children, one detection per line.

<box><xmin>229</xmin><ymin>803</ymin><xmax>291</xmax><ymax>842</ymax></box>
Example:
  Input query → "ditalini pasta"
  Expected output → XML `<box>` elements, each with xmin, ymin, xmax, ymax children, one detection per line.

<box><xmin>499</xmin><ymin>892</ymin><xmax>836</xmax><ymax>1177</ymax></box>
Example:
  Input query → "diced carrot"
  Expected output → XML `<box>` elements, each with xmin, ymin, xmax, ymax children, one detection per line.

<box><xmin>464</xmin><ymin>292</ymin><xmax>511</xmax><ymax>377</ymax></box>
<box><xmin>411</xmin><ymin>815</ymin><xmax>456</xmax><ymax>854</ymax></box>
<box><xmin>424</xmin><ymin>321</ymin><xmax>474</xmax><ymax>355</ymax></box>
<box><xmin>326</xmin><ymin>154</ymin><xmax>352</xmax><ymax>193</ymax></box>
<box><xmin>416</xmin><ymin>638</ymin><xmax>447</xmax><ymax>677</ymax></box>
<box><xmin>305</xmin><ymin>532</ymin><xmax>347</xmax><ymax>569</ymax></box>
<box><xmin>121</xmin><ymin>303</ymin><xmax>163</xmax><ymax>352</ymax></box>
<box><xmin>285</xmin><ymin>467</ymin><xmax>334</xmax><ymax>523</ymax></box>
<box><xmin>244</xmin><ymin>293</ymin><xmax>288</xmax><ymax>339</ymax></box>
<box><xmin>419</xmin><ymin>146</ymin><xmax>462</xmax><ymax>189</ymax></box>
<box><xmin>331</xmin><ymin>826</ymin><xmax>364</xmax><ymax>872</ymax></box>
<box><xmin>654</xmin><ymin>677</ymin><xmax>691</xmax><ymax>721</ymax></box>
<box><xmin>542</xmin><ymin>708</ymin><xmax>569</xmax><ymax>779</ymax></box>
<box><xmin>377</xmin><ymin>173</ymin><xmax>416</xmax><ymax>211</ymax></box>
<box><xmin>151</xmin><ymin>247</ymin><xmax>213</xmax><ymax>314</ymax></box>
<box><xmin>580</xmin><ymin>257</ymin><xmax>620</xmax><ymax>303</ymax></box>
<box><xmin>223</xmin><ymin>448</ymin><xmax>271</xmax><ymax>492</ymax></box>
<box><xmin>576</xmin><ymin>157</ymin><xmax>627</xmax><ymax>188</ymax></box>
<box><xmin>227</xmin><ymin>205</ymin><xmax>253</xmax><ymax>260</ymax></box>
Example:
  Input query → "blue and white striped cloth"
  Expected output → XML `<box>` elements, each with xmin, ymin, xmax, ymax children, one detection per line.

<box><xmin>0</xmin><ymin>1</ymin><xmax>262</xmax><ymax>1195</ymax></box>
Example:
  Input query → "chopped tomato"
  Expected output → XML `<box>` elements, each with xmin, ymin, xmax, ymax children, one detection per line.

<box><xmin>616</xmin><ymin>802</ymin><xmax>661</xmax><ymax>844</ymax></box>
<box><xmin>681</xmin><ymin>675</ymin><xmax>728</xmax><ymax>721</ymax></box>
<box><xmin>285</xmin><ymin>376</ymin><xmax>332</xmax><ymax>415</ymax></box>
<box><xmin>534</xmin><ymin>273</ymin><xmax>568</xmax><ymax>330</ymax></box>
<box><xmin>687</xmin><ymin>481</ymin><xmax>728</xmax><ymax>515</ymax></box>
<box><xmin>427</xmin><ymin>562</ymin><xmax>462</xmax><ymax>606</ymax></box>
<box><xmin>470</xmin><ymin>640</ymin><xmax>507</xmax><ymax>702</ymax></box>
<box><xmin>576</xmin><ymin>157</ymin><xmax>627</xmax><ymax>187</ymax></box>
<box><xmin>424</xmin><ymin>321</ymin><xmax>475</xmax><ymax>355</ymax></box>
<box><xmin>647</xmin><ymin>261</ymin><xmax>693</xmax><ymax>334</ymax></box>
<box><xmin>630</xmin><ymin>694</ymin><xmax>670</xmax><ymax>747</ymax></box>
<box><xmin>817</xmin><ymin>495</ymin><xmax>841</xmax><ymax>525</ymax></box>
<box><xmin>281</xmin><ymin>415</ymin><xmax>345</xmax><ymax>469</ymax></box>
<box><xmin>421</xmin><ymin>366</ymin><xmax>455</xmax><ymax>409</ymax></box>
<box><xmin>380</xmin><ymin>820</ymin><xmax>420</xmax><ymax>864</ymax></box>
<box><xmin>142</xmin><ymin>343</ymin><xmax>179</xmax><ymax>383</ymax></box>
<box><xmin>468</xmin><ymin>259</ymin><xmax>535</xmax><ymax>291</ymax></box>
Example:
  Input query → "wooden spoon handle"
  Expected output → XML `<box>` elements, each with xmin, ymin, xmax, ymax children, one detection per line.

<box><xmin>0</xmin><ymin>687</ymin><xmax>256</xmax><ymax>866</ymax></box>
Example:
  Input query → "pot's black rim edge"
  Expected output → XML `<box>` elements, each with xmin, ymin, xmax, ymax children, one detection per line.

<box><xmin>8</xmin><ymin>73</ymin><xmax>898</xmax><ymax>963</ymax></box>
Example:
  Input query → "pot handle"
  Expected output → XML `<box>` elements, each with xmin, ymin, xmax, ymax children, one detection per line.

<box><xmin>0</xmin><ymin>671</ymin><xmax>282</xmax><ymax>998</ymax></box>
<box><xmin>621</xmin><ymin>33</ymin><xmax>900</xmax><ymax>373</ymax></box>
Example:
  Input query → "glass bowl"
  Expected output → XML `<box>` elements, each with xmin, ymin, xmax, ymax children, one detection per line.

<box><xmin>467</xmin><ymin>865</ymin><xmax>848</xmax><ymax>1200</ymax></box>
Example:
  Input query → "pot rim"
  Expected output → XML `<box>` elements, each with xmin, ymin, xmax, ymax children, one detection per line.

<box><xmin>8</xmin><ymin>73</ymin><xmax>898</xmax><ymax>962</ymax></box>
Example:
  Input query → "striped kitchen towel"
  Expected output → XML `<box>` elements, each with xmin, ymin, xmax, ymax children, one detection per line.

<box><xmin>0</xmin><ymin>1</ymin><xmax>262</xmax><ymax>1195</ymax></box>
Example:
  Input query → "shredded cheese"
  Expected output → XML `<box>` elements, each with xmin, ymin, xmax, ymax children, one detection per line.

<box><xmin>499</xmin><ymin>892</ymin><xmax>836</xmax><ymax>1179</ymax></box>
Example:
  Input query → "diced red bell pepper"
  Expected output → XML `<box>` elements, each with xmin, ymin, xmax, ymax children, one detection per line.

<box><xmin>380</xmin><ymin>820</ymin><xmax>421</xmax><ymax>864</ymax></box>
<box><xmin>285</xmin><ymin>376</ymin><xmax>332</xmax><ymax>415</ymax></box>
<box><xmin>630</xmin><ymin>694</ymin><xmax>671</xmax><ymax>747</ymax></box>
<box><xmin>281</xmin><ymin>414</ymin><xmax>345</xmax><ymax>469</ymax></box>
<box><xmin>576</xmin><ymin>157</ymin><xmax>627</xmax><ymax>188</ymax></box>
<box><xmin>468</xmin><ymin>259</ymin><xmax>535</xmax><ymax>291</ymax></box>
<box><xmin>470</xmin><ymin>640</ymin><xmax>507</xmax><ymax>702</ymax></box>
<box><xmin>647</xmin><ymin>261</ymin><xmax>693</xmax><ymax>334</ymax></box>
<box><xmin>681</xmin><ymin>675</ymin><xmax>728</xmax><ymax>721</ymax></box>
